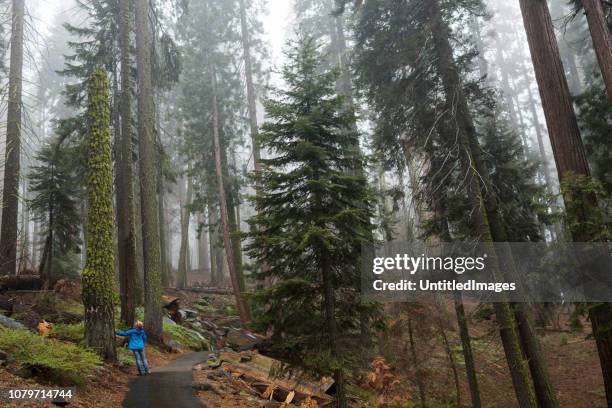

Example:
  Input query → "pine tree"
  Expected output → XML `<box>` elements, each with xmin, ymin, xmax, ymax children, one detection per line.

<box><xmin>28</xmin><ymin>141</ymin><xmax>82</xmax><ymax>284</ymax></box>
<box><xmin>82</xmin><ymin>68</ymin><xmax>117</xmax><ymax>361</ymax></box>
<box><xmin>246</xmin><ymin>36</ymin><xmax>375</xmax><ymax>408</ymax></box>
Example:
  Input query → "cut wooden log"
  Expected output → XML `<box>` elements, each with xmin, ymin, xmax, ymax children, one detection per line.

<box><xmin>219</xmin><ymin>350</ymin><xmax>334</xmax><ymax>405</ymax></box>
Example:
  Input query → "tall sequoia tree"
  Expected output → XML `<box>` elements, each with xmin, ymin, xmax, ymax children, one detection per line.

<box><xmin>579</xmin><ymin>0</ymin><xmax>612</xmax><ymax>100</ymax></box>
<box><xmin>135</xmin><ymin>0</ymin><xmax>163</xmax><ymax>341</ymax></box>
<box><xmin>0</xmin><ymin>0</ymin><xmax>25</xmax><ymax>275</ymax></box>
<box><xmin>82</xmin><ymin>68</ymin><xmax>117</xmax><ymax>361</ymax></box>
<box><xmin>209</xmin><ymin>60</ymin><xmax>251</xmax><ymax>325</ymax></box>
<box><xmin>117</xmin><ymin>0</ymin><xmax>138</xmax><ymax>327</ymax></box>
<box><xmin>519</xmin><ymin>0</ymin><xmax>612</xmax><ymax>404</ymax></box>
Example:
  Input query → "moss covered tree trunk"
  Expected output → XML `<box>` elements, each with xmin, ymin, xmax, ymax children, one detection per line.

<box><xmin>117</xmin><ymin>0</ymin><xmax>137</xmax><ymax>327</ymax></box>
<box><xmin>135</xmin><ymin>0</ymin><xmax>163</xmax><ymax>342</ymax></box>
<box><xmin>82</xmin><ymin>68</ymin><xmax>117</xmax><ymax>361</ymax></box>
<box><xmin>0</xmin><ymin>0</ymin><xmax>25</xmax><ymax>275</ymax></box>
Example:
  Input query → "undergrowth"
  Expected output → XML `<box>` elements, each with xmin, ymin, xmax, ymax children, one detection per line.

<box><xmin>0</xmin><ymin>327</ymin><xmax>101</xmax><ymax>385</ymax></box>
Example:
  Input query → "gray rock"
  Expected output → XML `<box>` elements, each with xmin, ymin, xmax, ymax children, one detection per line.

<box><xmin>0</xmin><ymin>314</ymin><xmax>27</xmax><ymax>330</ymax></box>
<box><xmin>0</xmin><ymin>349</ymin><xmax>7</xmax><ymax>360</ymax></box>
<box><xmin>163</xmin><ymin>316</ymin><xmax>177</xmax><ymax>326</ymax></box>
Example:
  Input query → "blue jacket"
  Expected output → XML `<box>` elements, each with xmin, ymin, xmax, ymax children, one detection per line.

<box><xmin>115</xmin><ymin>328</ymin><xmax>148</xmax><ymax>350</ymax></box>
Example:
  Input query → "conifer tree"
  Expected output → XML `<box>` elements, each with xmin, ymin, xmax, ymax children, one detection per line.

<box><xmin>82</xmin><ymin>68</ymin><xmax>117</xmax><ymax>361</ymax></box>
<box><xmin>28</xmin><ymin>141</ymin><xmax>82</xmax><ymax>284</ymax></box>
<box><xmin>247</xmin><ymin>36</ymin><xmax>374</xmax><ymax>408</ymax></box>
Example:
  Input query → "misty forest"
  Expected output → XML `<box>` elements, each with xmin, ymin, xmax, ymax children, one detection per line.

<box><xmin>0</xmin><ymin>0</ymin><xmax>610</xmax><ymax>407</ymax></box>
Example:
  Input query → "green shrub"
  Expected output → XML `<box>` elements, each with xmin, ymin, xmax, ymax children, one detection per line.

<box><xmin>49</xmin><ymin>322</ymin><xmax>84</xmax><ymax>343</ymax></box>
<box><xmin>0</xmin><ymin>327</ymin><xmax>101</xmax><ymax>385</ymax></box>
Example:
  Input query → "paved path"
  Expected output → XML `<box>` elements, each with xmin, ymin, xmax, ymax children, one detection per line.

<box><xmin>122</xmin><ymin>351</ymin><xmax>207</xmax><ymax>408</ymax></box>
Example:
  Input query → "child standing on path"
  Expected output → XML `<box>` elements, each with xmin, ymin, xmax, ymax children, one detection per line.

<box><xmin>115</xmin><ymin>321</ymin><xmax>150</xmax><ymax>375</ymax></box>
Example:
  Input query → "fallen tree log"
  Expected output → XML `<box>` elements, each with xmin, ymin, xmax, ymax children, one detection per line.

<box><xmin>219</xmin><ymin>350</ymin><xmax>334</xmax><ymax>406</ymax></box>
<box><xmin>0</xmin><ymin>275</ymin><xmax>43</xmax><ymax>291</ymax></box>
<box><xmin>182</xmin><ymin>287</ymin><xmax>233</xmax><ymax>295</ymax></box>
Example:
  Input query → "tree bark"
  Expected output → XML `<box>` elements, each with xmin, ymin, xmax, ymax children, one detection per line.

<box><xmin>454</xmin><ymin>293</ymin><xmax>482</xmax><ymax>408</ymax></box>
<box><xmin>407</xmin><ymin>317</ymin><xmax>426</xmax><ymax>408</ymax></box>
<box><xmin>135</xmin><ymin>0</ymin><xmax>163</xmax><ymax>342</ymax></box>
<box><xmin>177</xmin><ymin>174</ymin><xmax>192</xmax><ymax>289</ymax></box>
<box><xmin>198</xmin><ymin>213</ymin><xmax>210</xmax><ymax>278</ymax></box>
<box><xmin>437</xmin><ymin>311</ymin><xmax>461</xmax><ymax>408</ymax></box>
<box><xmin>209</xmin><ymin>61</ymin><xmax>250</xmax><ymax>326</ymax></box>
<box><xmin>0</xmin><ymin>0</ymin><xmax>25</xmax><ymax>276</ymax></box>
<box><xmin>519</xmin><ymin>1</ymin><xmax>612</xmax><ymax>405</ymax></box>
<box><xmin>582</xmin><ymin>0</ymin><xmax>612</xmax><ymax>101</ymax></box>
<box><xmin>322</xmin><ymin>256</ymin><xmax>346</xmax><ymax>408</ymax></box>
<box><xmin>117</xmin><ymin>0</ymin><xmax>137</xmax><ymax>327</ymax></box>
<box><xmin>82</xmin><ymin>68</ymin><xmax>117</xmax><ymax>361</ymax></box>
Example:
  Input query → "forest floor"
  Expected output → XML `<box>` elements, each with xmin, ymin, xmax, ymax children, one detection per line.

<box><xmin>0</xmin><ymin>285</ymin><xmax>606</xmax><ymax>407</ymax></box>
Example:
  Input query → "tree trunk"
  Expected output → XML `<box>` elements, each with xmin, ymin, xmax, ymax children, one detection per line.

<box><xmin>0</xmin><ymin>0</ymin><xmax>25</xmax><ymax>276</ymax></box>
<box><xmin>437</xmin><ymin>311</ymin><xmax>461</xmax><ymax>408</ymax></box>
<box><xmin>454</xmin><ymin>292</ymin><xmax>482</xmax><ymax>408</ymax></box>
<box><xmin>82</xmin><ymin>68</ymin><xmax>117</xmax><ymax>361</ymax></box>
<box><xmin>429</xmin><ymin>2</ymin><xmax>540</xmax><ymax>406</ymax></box>
<box><xmin>519</xmin><ymin>1</ymin><xmax>612</xmax><ymax>405</ymax></box>
<box><xmin>177</xmin><ymin>174</ymin><xmax>192</xmax><ymax>289</ymax></box>
<box><xmin>322</xmin><ymin>256</ymin><xmax>346</xmax><ymax>408</ymax></box>
<box><xmin>198</xmin><ymin>213</ymin><xmax>210</xmax><ymax>278</ymax></box>
<box><xmin>407</xmin><ymin>317</ymin><xmax>426</xmax><ymax>408</ymax></box>
<box><xmin>582</xmin><ymin>0</ymin><xmax>612</xmax><ymax>101</ymax></box>
<box><xmin>117</xmin><ymin>0</ymin><xmax>137</xmax><ymax>327</ymax></box>
<box><xmin>209</xmin><ymin>61</ymin><xmax>250</xmax><ymax>326</ymax></box>
<box><xmin>135</xmin><ymin>0</ymin><xmax>163</xmax><ymax>342</ymax></box>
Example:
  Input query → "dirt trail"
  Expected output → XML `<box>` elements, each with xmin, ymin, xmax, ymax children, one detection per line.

<box><xmin>122</xmin><ymin>351</ymin><xmax>207</xmax><ymax>408</ymax></box>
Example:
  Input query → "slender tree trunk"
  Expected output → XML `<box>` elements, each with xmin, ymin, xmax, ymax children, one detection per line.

<box><xmin>407</xmin><ymin>317</ymin><xmax>426</xmax><ymax>408</ymax></box>
<box><xmin>582</xmin><ymin>0</ymin><xmax>612</xmax><ymax>101</ymax></box>
<box><xmin>436</xmin><ymin>310</ymin><xmax>461</xmax><ymax>408</ymax></box>
<box><xmin>519</xmin><ymin>1</ymin><xmax>612</xmax><ymax>405</ymax></box>
<box><xmin>322</xmin><ymin>256</ymin><xmax>346</xmax><ymax>408</ymax></box>
<box><xmin>429</xmin><ymin>2</ymin><xmax>540</xmax><ymax>406</ymax></box>
<box><xmin>177</xmin><ymin>174</ymin><xmax>192</xmax><ymax>289</ymax></box>
<box><xmin>238</xmin><ymin>0</ymin><xmax>273</xmax><ymax>287</ymax></box>
<box><xmin>135</xmin><ymin>0</ymin><xmax>163</xmax><ymax>342</ymax></box>
<box><xmin>209</xmin><ymin>61</ymin><xmax>250</xmax><ymax>326</ymax></box>
<box><xmin>0</xmin><ymin>0</ymin><xmax>25</xmax><ymax>275</ymax></box>
<box><xmin>454</xmin><ymin>293</ymin><xmax>482</xmax><ymax>408</ymax></box>
<box><xmin>157</xmin><ymin>169</ymin><xmax>170</xmax><ymax>287</ymax></box>
<box><xmin>208</xmin><ymin>202</ymin><xmax>219</xmax><ymax>287</ymax></box>
<box><xmin>117</xmin><ymin>0</ymin><xmax>137</xmax><ymax>327</ymax></box>
<box><xmin>82</xmin><ymin>69</ymin><xmax>117</xmax><ymax>361</ymax></box>
<box><xmin>198</xmin><ymin>213</ymin><xmax>210</xmax><ymax>278</ymax></box>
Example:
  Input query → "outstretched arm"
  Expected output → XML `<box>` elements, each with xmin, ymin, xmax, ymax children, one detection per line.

<box><xmin>115</xmin><ymin>328</ymin><xmax>135</xmax><ymax>336</ymax></box>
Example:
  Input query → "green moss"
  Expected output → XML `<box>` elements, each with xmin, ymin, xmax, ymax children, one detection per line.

<box><xmin>82</xmin><ymin>67</ymin><xmax>117</xmax><ymax>357</ymax></box>
<box><xmin>0</xmin><ymin>327</ymin><xmax>101</xmax><ymax>385</ymax></box>
<box><xmin>162</xmin><ymin>323</ymin><xmax>209</xmax><ymax>351</ymax></box>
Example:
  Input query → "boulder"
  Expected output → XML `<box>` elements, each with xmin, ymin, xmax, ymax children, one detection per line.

<box><xmin>225</xmin><ymin>328</ymin><xmax>263</xmax><ymax>351</ymax></box>
<box><xmin>0</xmin><ymin>314</ymin><xmax>27</xmax><ymax>330</ymax></box>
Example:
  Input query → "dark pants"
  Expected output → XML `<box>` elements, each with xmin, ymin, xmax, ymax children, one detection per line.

<box><xmin>132</xmin><ymin>348</ymin><xmax>149</xmax><ymax>374</ymax></box>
